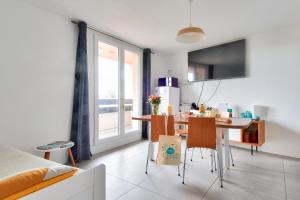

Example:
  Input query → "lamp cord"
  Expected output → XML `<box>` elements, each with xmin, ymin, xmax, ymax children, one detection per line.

<box><xmin>204</xmin><ymin>80</ymin><xmax>222</xmax><ymax>104</ymax></box>
<box><xmin>189</xmin><ymin>0</ymin><xmax>192</xmax><ymax>27</ymax></box>
<box><xmin>196</xmin><ymin>80</ymin><xmax>205</xmax><ymax>105</ymax></box>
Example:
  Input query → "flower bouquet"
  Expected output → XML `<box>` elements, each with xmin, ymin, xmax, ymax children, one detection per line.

<box><xmin>148</xmin><ymin>95</ymin><xmax>161</xmax><ymax>115</ymax></box>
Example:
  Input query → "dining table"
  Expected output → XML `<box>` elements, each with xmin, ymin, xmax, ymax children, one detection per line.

<box><xmin>132</xmin><ymin>114</ymin><xmax>252</xmax><ymax>178</ymax></box>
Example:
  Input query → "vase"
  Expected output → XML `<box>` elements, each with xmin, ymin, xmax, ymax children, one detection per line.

<box><xmin>152</xmin><ymin>104</ymin><xmax>159</xmax><ymax>115</ymax></box>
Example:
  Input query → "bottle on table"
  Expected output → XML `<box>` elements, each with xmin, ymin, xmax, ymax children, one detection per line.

<box><xmin>227</xmin><ymin>108</ymin><xmax>233</xmax><ymax>118</ymax></box>
<box><xmin>199</xmin><ymin>104</ymin><xmax>205</xmax><ymax>114</ymax></box>
<box><xmin>167</xmin><ymin>104</ymin><xmax>172</xmax><ymax>116</ymax></box>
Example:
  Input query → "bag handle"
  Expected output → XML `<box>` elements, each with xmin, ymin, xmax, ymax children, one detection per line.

<box><xmin>164</xmin><ymin>115</ymin><xmax>168</xmax><ymax>136</ymax></box>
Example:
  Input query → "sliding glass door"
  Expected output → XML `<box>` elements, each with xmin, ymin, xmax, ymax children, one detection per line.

<box><xmin>94</xmin><ymin>34</ymin><xmax>142</xmax><ymax>144</ymax></box>
<box><xmin>97</xmin><ymin>41</ymin><xmax>120</xmax><ymax>139</ymax></box>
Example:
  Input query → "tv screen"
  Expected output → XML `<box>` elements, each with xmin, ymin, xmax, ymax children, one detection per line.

<box><xmin>188</xmin><ymin>39</ymin><xmax>246</xmax><ymax>81</ymax></box>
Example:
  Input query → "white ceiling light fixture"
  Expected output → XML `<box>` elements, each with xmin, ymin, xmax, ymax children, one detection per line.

<box><xmin>176</xmin><ymin>0</ymin><xmax>205</xmax><ymax>43</ymax></box>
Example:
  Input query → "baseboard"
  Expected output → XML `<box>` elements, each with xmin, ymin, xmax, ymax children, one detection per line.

<box><xmin>230</xmin><ymin>145</ymin><xmax>300</xmax><ymax>161</ymax></box>
<box><xmin>90</xmin><ymin>133</ymin><xmax>142</xmax><ymax>155</ymax></box>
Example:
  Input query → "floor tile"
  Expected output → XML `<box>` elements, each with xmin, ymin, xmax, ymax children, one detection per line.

<box><xmin>284</xmin><ymin>158</ymin><xmax>300</xmax><ymax>200</ymax></box>
<box><xmin>106</xmin><ymin>174</ymin><xmax>136</xmax><ymax>200</ymax></box>
<box><xmin>78</xmin><ymin>141</ymin><xmax>300</xmax><ymax>200</ymax></box>
<box><xmin>204</xmin><ymin>179</ymin><xmax>285</xmax><ymax>200</ymax></box>
<box><xmin>231</xmin><ymin>148</ymin><xmax>284</xmax><ymax>174</ymax></box>
<box><xmin>118</xmin><ymin>187</ymin><xmax>168</xmax><ymax>200</ymax></box>
<box><xmin>77</xmin><ymin>142</ymin><xmax>148</xmax><ymax>170</ymax></box>
<box><xmin>139</xmin><ymin>162</ymin><xmax>216</xmax><ymax>200</ymax></box>
<box><xmin>107</xmin><ymin>154</ymin><xmax>163</xmax><ymax>185</ymax></box>
<box><xmin>203</xmin><ymin>162</ymin><xmax>286</xmax><ymax>200</ymax></box>
<box><xmin>285</xmin><ymin>174</ymin><xmax>300</xmax><ymax>200</ymax></box>
<box><xmin>283</xmin><ymin>158</ymin><xmax>300</xmax><ymax>176</ymax></box>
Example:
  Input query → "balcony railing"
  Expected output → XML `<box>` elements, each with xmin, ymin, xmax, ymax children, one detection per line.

<box><xmin>97</xmin><ymin>99</ymin><xmax>136</xmax><ymax>139</ymax></box>
<box><xmin>97</xmin><ymin>99</ymin><xmax>133</xmax><ymax>113</ymax></box>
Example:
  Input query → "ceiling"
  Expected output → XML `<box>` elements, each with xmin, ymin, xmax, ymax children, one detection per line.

<box><xmin>24</xmin><ymin>0</ymin><xmax>300</xmax><ymax>54</ymax></box>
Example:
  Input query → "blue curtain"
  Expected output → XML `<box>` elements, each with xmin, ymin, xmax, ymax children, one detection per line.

<box><xmin>70</xmin><ymin>21</ymin><xmax>91</xmax><ymax>162</ymax></box>
<box><xmin>142</xmin><ymin>49</ymin><xmax>151</xmax><ymax>139</ymax></box>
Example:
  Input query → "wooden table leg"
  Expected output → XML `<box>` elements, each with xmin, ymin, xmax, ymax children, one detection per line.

<box><xmin>44</xmin><ymin>152</ymin><xmax>50</xmax><ymax>160</ymax></box>
<box><xmin>68</xmin><ymin>148</ymin><xmax>76</xmax><ymax>166</ymax></box>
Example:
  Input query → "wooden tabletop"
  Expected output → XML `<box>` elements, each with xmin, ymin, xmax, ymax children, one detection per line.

<box><xmin>132</xmin><ymin>115</ymin><xmax>252</xmax><ymax>129</ymax></box>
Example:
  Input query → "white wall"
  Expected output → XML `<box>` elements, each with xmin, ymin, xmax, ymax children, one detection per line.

<box><xmin>169</xmin><ymin>25</ymin><xmax>300</xmax><ymax>158</ymax></box>
<box><xmin>0</xmin><ymin>0</ymin><xmax>170</xmax><ymax>163</ymax></box>
<box><xmin>0</xmin><ymin>0</ymin><xmax>76</xmax><ymax>163</ymax></box>
<box><xmin>151</xmin><ymin>53</ymin><xmax>170</xmax><ymax>93</ymax></box>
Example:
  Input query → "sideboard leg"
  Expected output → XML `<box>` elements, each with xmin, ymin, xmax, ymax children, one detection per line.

<box><xmin>251</xmin><ymin>145</ymin><xmax>253</xmax><ymax>156</ymax></box>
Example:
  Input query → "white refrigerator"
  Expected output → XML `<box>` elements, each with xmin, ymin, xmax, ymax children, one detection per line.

<box><xmin>155</xmin><ymin>86</ymin><xmax>180</xmax><ymax>115</ymax></box>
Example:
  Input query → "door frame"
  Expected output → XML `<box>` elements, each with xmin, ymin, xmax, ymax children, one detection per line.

<box><xmin>93</xmin><ymin>32</ymin><xmax>143</xmax><ymax>147</ymax></box>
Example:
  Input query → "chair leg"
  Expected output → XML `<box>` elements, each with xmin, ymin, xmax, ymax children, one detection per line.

<box><xmin>210</xmin><ymin>152</ymin><xmax>213</xmax><ymax>173</ymax></box>
<box><xmin>145</xmin><ymin>142</ymin><xmax>151</xmax><ymax>174</ymax></box>
<box><xmin>229</xmin><ymin>145</ymin><xmax>235</xmax><ymax>167</ymax></box>
<box><xmin>216</xmin><ymin>150</ymin><xmax>223</xmax><ymax>188</ymax></box>
<box><xmin>182</xmin><ymin>147</ymin><xmax>188</xmax><ymax>184</ymax></box>
<box><xmin>190</xmin><ymin>148</ymin><xmax>194</xmax><ymax>161</ymax></box>
<box><xmin>213</xmin><ymin>153</ymin><xmax>217</xmax><ymax>171</ymax></box>
<box><xmin>178</xmin><ymin>164</ymin><xmax>181</xmax><ymax>176</ymax></box>
<box><xmin>200</xmin><ymin>148</ymin><xmax>204</xmax><ymax>159</ymax></box>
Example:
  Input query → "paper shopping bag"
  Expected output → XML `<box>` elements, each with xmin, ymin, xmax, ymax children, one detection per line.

<box><xmin>156</xmin><ymin>135</ymin><xmax>181</xmax><ymax>165</ymax></box>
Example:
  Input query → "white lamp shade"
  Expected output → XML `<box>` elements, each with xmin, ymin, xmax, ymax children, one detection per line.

<box><xmin>176</xmin><ymin>27</ymin><xmax>205</xmax><ymax>43</ymax></box>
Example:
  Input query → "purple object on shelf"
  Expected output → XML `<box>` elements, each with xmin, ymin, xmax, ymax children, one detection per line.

<box><xmin>158</xmin><ymin>77</ymin><xmax>178</xmax><ymax>88</ymax></box>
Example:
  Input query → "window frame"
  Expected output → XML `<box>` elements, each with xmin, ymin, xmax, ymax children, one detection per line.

<box><xmin>91</xmin><ymin>31</ymin><xmax>143</xmax><ymax>147</ymax></box>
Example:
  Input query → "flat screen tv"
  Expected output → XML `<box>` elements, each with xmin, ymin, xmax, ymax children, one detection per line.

<box><xmin>188</xmin><ymin>39</ymin><xmax>246</xmax><ymax>81</ymax></box>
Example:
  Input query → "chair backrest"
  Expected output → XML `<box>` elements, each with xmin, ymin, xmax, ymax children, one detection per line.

<box><xmin>187</xmin><ymin>117</ymin><xmax>216</xmax><ymax>149</ymax></box>
<box><xmin>151</xmin><ymin>115</ymin><xmax>166</xmax><ymax>142</ymax></box>
<box><xmin>151</xmin><ymin>115</ymin><xmax>175</xmax><ymax>142</ymax></box>
<box><xmin>166</xmin><ymin>115</ymin><xmax>175</xmax><ymax>136</ymax></box>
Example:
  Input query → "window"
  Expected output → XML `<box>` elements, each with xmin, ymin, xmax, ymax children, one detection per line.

<box><xmin>93</xmin><ymin>33</ymin><xmax>142</xmax><ymax>145</ymax></box>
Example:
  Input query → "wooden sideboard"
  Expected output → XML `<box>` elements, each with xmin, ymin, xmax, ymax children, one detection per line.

<box><xmin>230</xmin><ymin>120</ymin><xmax>265</xmax><ymax>155</ymax></box>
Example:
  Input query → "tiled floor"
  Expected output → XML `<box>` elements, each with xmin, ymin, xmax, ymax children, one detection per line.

<box><xmin>77</xmin><ymin>141</ymin><xmax>300</xmax><ymax>200</ymax></box>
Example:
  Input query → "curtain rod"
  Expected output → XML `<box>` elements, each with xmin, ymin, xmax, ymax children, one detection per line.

<box><xmin>71</xmin><ymin>20</ymin><xmax>154</xmax><ymax>54</ymax></box>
